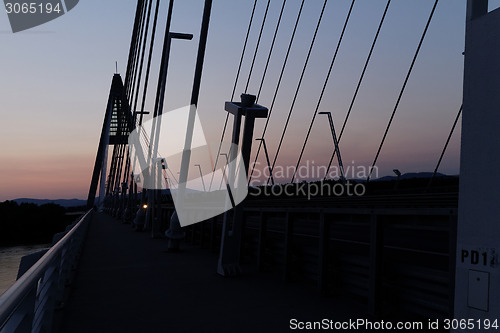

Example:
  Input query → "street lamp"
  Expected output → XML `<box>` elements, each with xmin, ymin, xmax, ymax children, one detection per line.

<box><xmin>393</xmin><ymin>169</ymin><xmax>401</xmax><ymax>191</ymax></box>
<box><xmin>255</xmin><ymin>138</ymin><xmax>274</xmax><ymax>185</ymax></box>
<box><xmin>194</xmin><ymin>164</ymin><xmax>206</xmax><ymax>192</ymax></box>
<box><xmin>318</xmin><ymin>112</ymin><xmax>345</xmax><ymax>183</ymax></box>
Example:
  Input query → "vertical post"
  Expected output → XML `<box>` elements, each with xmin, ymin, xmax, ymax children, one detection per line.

<box><xmin>240</xmin><ymin>114</ymin><xmax>258</xmax><ymax>176</ymax></box>
<box><xmin>257</xmin><ymin>210</ymin><xmax>267</xmax><ymax>271</ymax></box>
<box><xmin>210</xmin><ymin>216</ymin><xmax>218</xmax><ymax>252</ymax></box>
<box><xmin>2</xmin><ymin>288</ymin><xmax>37</xmax><ymax>333</ymax></box>
<box><xmin>226</xmin><ymin>114</ymin><xmax>243</xmax><ymax>202</ymax></box>
<box><xmin>120</xmin><ymin>181</ymin><xmax>128</xmax><ymax>221</ymax></box>
<box><xmin>200</xmin><ymin>220</ymin><xmax>206</xmax><ymax>248</ymax></box>
<box><xmin>106</xmin><ymin>147</ymin><xmax>118</xmax><ymax>196</ymax></box>
<box><xmin>369</xmin><ymin>213</ymin><xmax>382</xmax><ymax>316</ymax></box>
<box><xmin>112</xmin><ymin>144</ymin><xmax>125</xmax><ymax>199</ymax></box>
<box><xmin>283</xmin><ymin>210</ymin><xmax>293</xmax><ymax>282</ymax></box>
<box><xmin>146</xmin><ymin>25</ymin><xmax>194</xmax><ymax>237</ymax></box>
<box><xmin>111</xmin><ymin>144</ymin><xmax>125</xmax><ymax>201</ymax></box>
<box><xmin>319</xmin><ymin>112</ymin><xmax>345</xmax><ymax>182</ymax></box>
<box><xmin>195</xmin><ymin>164</ymin><xmax>206</xmax><ymax>191</ymax></box>
<box><xmin>318</xmin><ymin>211</ymin><xmax>329</xmax><ymax>293</ymax></box>
<box><xmin>217</xmin><ymin>97</ymin><xmax>268</xmax><ymax>276</ymax></box>
<box><xmin>151</xmin><ymin>159</ymin><xmax>163</xmax><ymax>238</ymax></box>
<box><xmin>177</xmin><ymin>0</ymin><xmax>213</xmax><ymax>198</ymax></box>
<box><xmin>448</xmin><ymin>212</ymin><xmax>458</xmax><ymax>317</ymax></box>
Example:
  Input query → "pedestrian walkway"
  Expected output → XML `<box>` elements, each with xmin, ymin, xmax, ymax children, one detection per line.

<box><xmin>59</xmin><ymin>212</ymin><xmax>365</xmax><ymax>332</ymax></box>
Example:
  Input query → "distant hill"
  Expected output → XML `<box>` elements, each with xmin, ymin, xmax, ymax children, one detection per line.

<box><xmin>373</xmin><ymin>172</ymin><xmax>454</xmax><ymax>182</ymax></box>
<box><xmin>12</xmin><ymin>198</ymin><xmax>86</xmax><ymax>208</ymax></box>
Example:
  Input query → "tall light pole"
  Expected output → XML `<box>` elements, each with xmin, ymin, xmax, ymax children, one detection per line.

<box><xmin>255</xmin><ymin>138</ymin><xmax>274</xmax><ymax>185</ymax></box>
<box><xmin>319</xmin><ymin>112</ymin><xmax>345</xmax><ymax>183</ymax></box>
<box><xmin>194</xmin><ymin>164</ymin><xmax>206</xmax><ymax>192</ymax></box>
<box><xmin>177</xmin><ymin>0</ymin><xmax>213</xmax><ymax>201</ymax></box>
<box><xmin>393</xmin><ymin>168</ymin><xmax>401</xmax><ymax>192</ymax></box>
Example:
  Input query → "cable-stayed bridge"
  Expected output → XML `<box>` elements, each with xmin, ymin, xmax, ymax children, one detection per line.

<box><xmin>1</xmin><ymin>1</ymin><xmax>499</xmax><ymax>332</ymax></box>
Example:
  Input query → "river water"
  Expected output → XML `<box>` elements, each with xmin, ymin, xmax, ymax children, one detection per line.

<box><xmin>0</xmin><ymin>244</ymin><xmax>50</xmax><ymax>296</ymax></box>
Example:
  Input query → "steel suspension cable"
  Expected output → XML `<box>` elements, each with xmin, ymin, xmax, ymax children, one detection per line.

<box><xmin>138</xmin><ymin>0</ymin><xmax>161</xmax><ymax>127</ymax></box>
<box><xmin>256</xmin><ymin>0</ymin><xmax>286</xmax><ymax>101</ymax></box>
<box><xmin>112</xmin><ymin>143</ymin><xmax>125</xmax><ymax>193</ymax></box>
<box><xmin>248</xmin><ymin>0</ymin><xmax>305</xmax><ymax>184</ymax></box>
<box><xmin>230</xmin><ymin>0</ymin><xmax>258</xmax><ymax>101</ymax></box>
<box><xmin>208</xmin><ymin>0</ymin><xmax>258</xmax><ymax>190</ymax></box>
<box><xmin>242</xmin><ymin>0</ymin><xmax>287</xmax><ymax>186</ymax></box>
<box><xmin>256</xmin><ymin>0</ymin><xmax>287</xmax><ymax>102</ymax></box>
<box><xmin>128</xmin><ymin>1</ymin><xmax>149</xmax><ymax>107</ymax></box>
<box><xmin>131</xmin><ymin>0</ymin><xmax>154</xmax><ymax>121</ymax></box>
<box><xmin>367</xmin><ymin>0</ymin><xmax>439</xmax><ymax>182</ymax></box>
<box><xmin>244</xmin><ymin>0</ymin><xmax>271</xmax><ymax>93</ymax></box>
<box><xmin>136</xmin><ymin>0</ymin><xmax>174</xmax><ymax>205</ymax></box>
<box><xmin>129</xmin><ymin>0</ymin><xmax>160</xmax><ymax>202</ymax></box>
<box><xmin>229</xmin><ymin>0</ymin><xmax>269</xmax><ymax>189</ymax></box>
<box><xmin>123</xmin><ymin>0</ymin><xmax>154</xmax><ymax>187</ymax></box>
<box><xmin>120</xmin><ymin>0</ymin><xmax>148</xmax><ymax>192</ymax></box>
<box><xmin>247</xmin><ymin>0</ymin><xmax>287</xmax><ymax>183</ymax></box>
<box><xmin>124</xmin><ymin>0</ymin><xmax>145</xmax><ymax>97</ymax></box>
<box><xmin>151</xmin><ymin>0</ymin><xmax>175</xmax><ymax>119</ymax></box>
<box><xmin>270</xmin><ymin>0</ymin><xmax>328</xmax><ymax>181</ymax></box>
<box><xmin>427</xmin><ymin>104</ymin><xmax>462</xmax><ymax>188</ymax></box>
<box><xmin>126</xmin><ymin>0</ymin><xmax>147</xmax><ymax>100</ymax></box>
<box><xmin>321</xmin><ymin>0</ymin><xmax>389</xmax><ymax>180</ymax></box>
<box><xmin>291</xmin><ymin>0</ymin><xmax>356</xmax><ymax>183</ymax></box>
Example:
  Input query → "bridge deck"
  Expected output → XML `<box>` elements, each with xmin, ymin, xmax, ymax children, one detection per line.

<box><xmin>59</xmin><ymin>212</ymin><xmax>365</xmax><ymax>332</ymax></box>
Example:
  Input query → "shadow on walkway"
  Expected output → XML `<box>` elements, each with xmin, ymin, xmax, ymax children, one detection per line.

<box><xmin>60</xmin><ymin>212</ymin><xmax>364</xmax><ymax>333</ymax></box>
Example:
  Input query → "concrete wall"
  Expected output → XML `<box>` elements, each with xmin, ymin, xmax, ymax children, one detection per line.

<box><xmin>455</xmin><ymin>0</ymin><xmax>500</xmax><ymax>324</ymax></box>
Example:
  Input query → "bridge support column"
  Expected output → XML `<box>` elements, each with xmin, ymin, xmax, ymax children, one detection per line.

<box><xmin>455</xmin><ymin>0</ymin><xmax>500</xmax><ymax>326</ymax></box>
<box><xmin>217</xmin><ymin>94</ymin><xmax>268</xmax><ymax>276</ymax></box>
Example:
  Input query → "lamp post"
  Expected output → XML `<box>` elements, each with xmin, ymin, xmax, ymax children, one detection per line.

<box><xmin>194</xmin><ymin>164</ymin><xmax>206</xmax><ymax>192</ymax></box>
<box><xmin>256</xmin><ymin>138</ymin><xmax>274</xmax><ymax>186</ymax></box>
<box><xmin>393</xmin><ymin>169</ymin><xmax>401</xmax><ymax>192</ymax></box>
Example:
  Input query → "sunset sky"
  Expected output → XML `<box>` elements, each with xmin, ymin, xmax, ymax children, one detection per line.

<box><xmin>1</xmin><ymin>0</ymin><xmax>491</xmax><ymax>201</ymax></box>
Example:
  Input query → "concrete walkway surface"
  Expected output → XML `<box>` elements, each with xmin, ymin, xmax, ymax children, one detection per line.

<box><xmin>59</xmin><ymin>212</ymin><xmax>366</xmax><ymax>333</ymax></box>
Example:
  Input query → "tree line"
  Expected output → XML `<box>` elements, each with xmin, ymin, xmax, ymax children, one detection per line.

<box><xmin>0</xmin><ymin>201</ymin><xmax>80</xmax><ymax>246</ymax></box>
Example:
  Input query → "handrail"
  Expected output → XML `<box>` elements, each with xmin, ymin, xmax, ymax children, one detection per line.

<box><xmin>0</xmin><ymin>209</ymin><xmax>93</xmax><ymax>333</ymax></box>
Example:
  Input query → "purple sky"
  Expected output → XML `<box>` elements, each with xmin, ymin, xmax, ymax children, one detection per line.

<box><xmin>0</xmin><ymin>0</ymin><xmax>482</xmax><ymax>201</ymax></box>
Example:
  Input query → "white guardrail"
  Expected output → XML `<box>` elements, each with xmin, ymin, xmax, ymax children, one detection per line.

<box><xmin>0</xmin><ymin>209</ymin><xmax>92</xmax><ymax>333</ymax></box>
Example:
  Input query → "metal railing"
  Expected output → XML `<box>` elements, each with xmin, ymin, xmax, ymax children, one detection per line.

<box><xmin>184</xmin><ymin>201</ymin><xmax>457</xmax><ymax>318</ymax></box>
<box><xmin>0</xmin><ymin>209</ymin><xmax>92</xmax><ymax>333</ymax></box>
